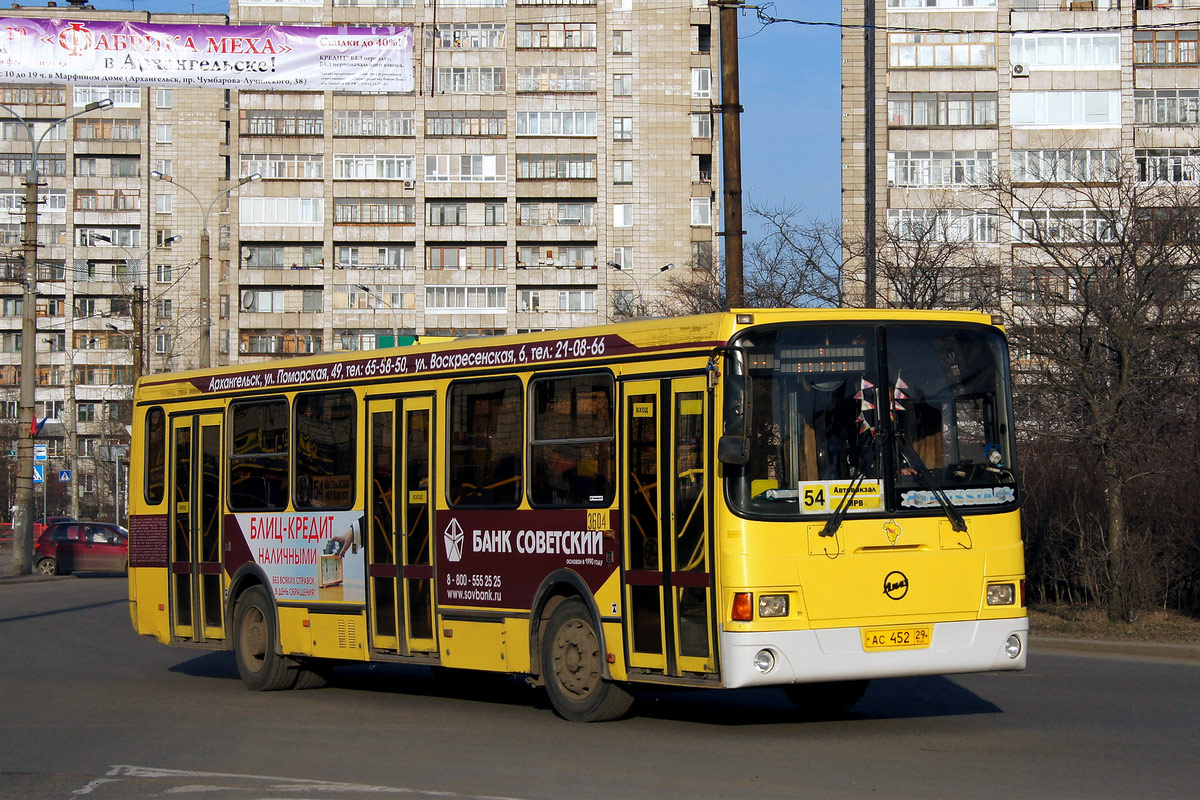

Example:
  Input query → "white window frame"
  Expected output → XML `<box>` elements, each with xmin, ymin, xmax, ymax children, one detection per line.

<box><xmin>613</xmin><ymin>203</ymin><xmax>633</xmax><ymax>227</ymax></box>
<box><xmin>691</xmin><ymin>198</ymin><xmax>712</xmax><ymax>227</ymax></box>
<box><xmin>691</xmin><ymin>68</ymin><xmax>712</xmax><ymax>99</ymax></box>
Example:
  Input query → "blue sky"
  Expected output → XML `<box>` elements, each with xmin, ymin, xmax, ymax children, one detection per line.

<box><xmin>88</xmin><ymin>0</ymin><xmax>844</xmax><ymax>224</ymax></box>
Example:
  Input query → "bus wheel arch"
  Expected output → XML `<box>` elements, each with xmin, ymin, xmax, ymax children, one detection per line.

<box><xmin>528</xmin><ymin>569</ymin><xmax>600</xmax><ymax>684</ymax></box>
<box><xmin>530</xmin><ymin>571</ymin><xmax>633</xmax><ymax>722</ymax></box>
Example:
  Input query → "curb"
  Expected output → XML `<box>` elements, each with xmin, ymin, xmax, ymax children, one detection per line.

<box><xmin>1033</xmin><ymin>635</ymin><xmax>1200</xmax><ymax>662</ymax></box>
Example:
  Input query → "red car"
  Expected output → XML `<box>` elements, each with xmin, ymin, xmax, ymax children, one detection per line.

<box><xmin>34</xmin><ymin>521</ymin><xmax>129</xmax><ymax>575</ymax></box>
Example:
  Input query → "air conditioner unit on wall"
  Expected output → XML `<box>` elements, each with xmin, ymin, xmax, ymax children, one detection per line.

<box><xmin>1011</xmin><ymin>63</ymin><xmax>1029</xmax><ymax>78</ymax></box>
<box><xmin>403</xmin><ymin>180</ymin><xmax>415</xmax><ymax>190</ymax></box>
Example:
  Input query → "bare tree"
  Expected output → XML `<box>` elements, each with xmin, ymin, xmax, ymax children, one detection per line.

<box><xmin>745</xmin><ymin>203</ymin><xmax>844</xmax><ymax>307</ymax></box>
<box><xmin>981</xmin><ymin>164</ymin><xmax>1200</xmax><ymax>621</ymax></box>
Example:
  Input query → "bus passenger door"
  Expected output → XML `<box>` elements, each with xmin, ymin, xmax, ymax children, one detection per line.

<box><xmin>622</xmin><ymin>377</ymin><xmax>716</xmax><ymax>677</ymax></box>
<box><xmin>366</xmin><ymin>401</ymin><xmax>400</xmax><ymax>652</ymax></box>
<box><xmin>367</xmin><ymin>396</ymin><xmax>437</xmax><ymax>657</ymax></box>
<box><xmin>169</xmin><ymin>412</ymin><xmax>225</xmax><ymax>644</ymax></box>
<box><xmin>399</xmin><ymin>396</ymin><xmax>436</xmax><ymax>654</ymax></box>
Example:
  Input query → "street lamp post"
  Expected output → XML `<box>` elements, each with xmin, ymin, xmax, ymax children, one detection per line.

<box><xmin>1</xmin><ymin>98</ymin><xmax>112</xmax><ymax>575</ymax></box>
<box><xmin>150</xmin><ymin>171</ymin><xmax>261</xmax><ymax>368</ymax></box>
<box><xmin>89</xmin><ymin>233</ymin><xmax>183</xmax><ymax>378</ymax></box>
<box><xmin>606</xmin><ymin>262</ymin><xmax>673</xmax><ymax>317</ymax></box>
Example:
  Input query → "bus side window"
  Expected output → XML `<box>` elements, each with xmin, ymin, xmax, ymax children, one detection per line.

<box><xmin>228</xmin><ymin>397</ymin><xmax>290</xmax><ymax>512</ymax></box>
<box><xmin>447</xmin><ymin>378</ymin><xmax>523</xmax><ymax>507</ymax></box>
<box><xmin>294</xmin><ymin>390</ymin><xmax>357</xmax><ymax>510</ymax></box>
<box><xmin>528</xmin><ymin>373</ymin><xmax>615</xmax><ymax>507</ymax></box>
<box><xmin>145</xmin><ymin>406</ymin><xmax>166</xmax><ymax>505</ymax></box>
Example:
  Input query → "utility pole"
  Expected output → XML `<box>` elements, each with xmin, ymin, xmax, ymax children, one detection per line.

<box><xmin>863</xmin><ymin>0</ymin><xmax>877</xmax><ymax>308</ymax></box>
<box><xmin>14</xmin><ymin>167</ymin><xmax>38</xmax><ymax>574</ymax></box>
<box><xmin>718</xmin><ymin>0</ymin><xmax>745</xmax><ymax>308</ymax></box>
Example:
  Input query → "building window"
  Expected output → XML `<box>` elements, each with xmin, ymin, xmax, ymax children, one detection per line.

<box><xmin>302</xmin><ymin>289</ymin><xmax>323</xmax><ymax>313</ymax></box>
<box><xmin>1011</xmin><ymin>90</ymin><xmax>1120</xmax><ymax>127</ymax></box>
<box><xmin>425</xmin><ymin>285</ymin><xmax>507</xmax><ymax>312</ymax></box>
<box><xmin>1011</xmin><ymin>149</ymin><xmax>1118</xmax><ymax>182</ymax></box>
<box><xmin>557</xmin><ymin>289</ymin><xmax>596</xmax><ymax>312</ymax></box>
<box><xmin>888</xmin><ymin>92</ymin><xmax>998</xmax><ymax>127</ymax></box>
<box><xmin>155</xmin><ymin>124</ymin><xmax>173</xmax><ymax>144</ymax></box>
<box><xmin>691</xmin><ymin>112</ymin><xmax>712</xmax><ymax>139</ymax></box>
<box><xmin>155</xmin><ymin>88</ymin><xmax>173</xmax><ymax>108</ymax></box>
<box><xmin>613</xmin><ymin>203</ymin><xmax>633</xmax><ymax>227</ymax></box>
<box><xmin>425</xmin><ymin>154</ymin><xmax>506</xmax><ymax>183</ymax></box>
<box><xmin>153</xmin><ymin>159</ymin><xmax>173</xmax><ymax>177</ymax></box>
<box><xmin>518</xmin><ymin>290</ymin><xmax>541</xmax><ymax>312</ymax></box>
<box><xmin>1010</xmin><ymin>34</ymin><xmax>1120</xmax><ymax>68</ymax></box>
<box><xmin>428</xmin><ymin>66</ymin><xmax>507</xmax><ymax>93</ymax></box>
<box><xmin>75</xmin><ymin>87</ymin><xmax>141</xmax><ymax>107</ymax></box>
<box><xmin>691</xmin><ymin>198</ymin><xmax>712</xmax><ymax>227</ymax></box>
<box><xmin>156</xmin><ymin>299</ymin><xmax>173</xmax><ymax>319</ymax></box>
<box><xmin>154</xmin><ymin>333</ymin><xmax>174</xmax><ymax>354</ymax></box>
<box><xmin>333</xmin><ymin>154</ymin><xmax>416</xmax><ymax>180</ymax></box>
<box><xmin>887</xmin><ymin>208</ymin><xmax>999</xmax><ymax>243</ymax></box>
<box><xmin>614</xmin><ymin>74</ymin><xmax>632</xmax><ymax>96</ymax></box>
<box><xmin>427</xmin><ymin>246</ymin><xmax>468</xmax><ymax>269</ymax></box>
<box><xmin>1134</xmin><ymin>29</ymin><xmax>1199</xmax><ymax>65</ymax></box>
<box><xmin>428</xmin><ymin>202</ymin><xmax>468</xmax><ymax>226</ymax></box>
<box><xmin>613</xmin><ymin>29</ymin><xmax>632</xmax><ymax>54</ymax></box>
<box><xmin>1134</xmin><ymin>90</ymin><xmax>1200</xmax><ymax>125</ymax></box>
<box><xmin>240</xmin><ymin>197</ymin><xmax>324</xmax><ymax>225</ymax></box>
<box><xmin>485</xmin><ymin>203</ymin><xmax>506</xmax><ymax>225</ymax></box>
<box><xmin>517</xmin><ymin>154</ymin><xmax>596</xmax><ymax>179</ymax></box>
<box><xmin>613</xmin><ymin>117</ymin><xmax>633</xmax><ymax>141</ymax></box>
<box><xmin>888</xmin><ymin>32</ymin><xmax>996</xmax><ymax>68</ymax></box>
<box><xmin>691</xmin><ymin>68</ymin><xmax>711</xmax><ymax>99</ymax></box>
<box><xmin>424</xmin><ymin>20</ymin><xmax>504</xmax><ymax>48</ymax></box>
<box><xmin>242</xmin><ymin>153</ymin><xmax>324</xmax><ymax>179</ymax></box>
<box><xmin>77</xmin><ymin>402</ymin><xmax>96</xmax><ymax>423</ymax></box>
<box><xmin>154</xmin><ymin>194</ymin><xmax>173</xmax><ymax>214</ymax></box>
<box><xmin>333</xmin><ymin>198</ymin><xmax>415</xmax><ymax>224</ymax></box>
<box><xmin>1015</xmin><ymin>209</ymin><xmax>1117</xmax><ymax>243</ymax></box>
<box><xmin>156</xmin><ymin>264</ymin><xmax>173</xmax><ymax>283</ymax></box>
<box><xmin>1137</xmin><ymin>148</ymin><xmax>1200</xmax><ymax>183</ymax></box>
<box><xmin>888</xmin><ymin>150</ymin><xmax>996</xmax><ymax>186</ymax></box>
<box><xmin>516</xmin><ymin>22</ymin><xmax>596</xmax><ymax>49</ymax></box>
<box><xmin>516</xmin><ymin>111</ymin><xmax>597</xmax><ymax>136</ymax></box>
<box><xmin>426</xmin><ymin>110</ymin><xmax>506</xmax><ymax>137</ymax></box>
<box><xmin>613</xmin><ymin>160</ymin><xmax>633</xmax><ymax>184</ymax></box>
<box><xmin>333</xmin><ymin>109</ymin><xmax>414</xmax><ymax>137</ymax></box>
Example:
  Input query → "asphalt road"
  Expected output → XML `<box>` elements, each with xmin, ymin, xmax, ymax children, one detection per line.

<box><xmin>2</xmin><ymin>566</ymin><xmax>1198</xmax><ymax>799</ymax></box>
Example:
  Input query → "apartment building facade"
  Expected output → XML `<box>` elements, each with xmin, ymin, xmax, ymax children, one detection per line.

<box><xmin>0</xmin><ymin>0</ymin><xmax>720</xmax><ymax>518</ymax></box>
<box><xmin>842</xmin><ymin>0</ymin><xmax>1200</xmax><ymax>305</ymax></box>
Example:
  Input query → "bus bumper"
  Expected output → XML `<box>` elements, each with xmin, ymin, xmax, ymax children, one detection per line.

<box><xmin>719</xmin><ymin>617</ymin><xmax>1028</xmax><ymax>689</ymax></box>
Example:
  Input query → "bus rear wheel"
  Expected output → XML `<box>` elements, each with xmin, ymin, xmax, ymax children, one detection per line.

<box><xmin>234</xmin><ymin>586</ymin><xmax>296</xmax><ymax>691</ymax></box>
<box><xmin>541</xmin><ymin>598</ymin><xmax>633</xmax><ymax>722</ymax></box>
<box><xmin>784</xmin><ymin>679</ymin><xmax>870</xmax><ymax>716</ymax></box>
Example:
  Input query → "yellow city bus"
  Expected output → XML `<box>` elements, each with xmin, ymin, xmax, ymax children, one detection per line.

<box><xmin>127</xmin><ymin>309</ymin><xmax>1027</xmax><ymax>721</ymax></box>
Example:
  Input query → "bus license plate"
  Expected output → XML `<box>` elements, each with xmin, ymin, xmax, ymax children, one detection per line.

<box><xmin>862</xmin><ymin>625</ymin><xmax>932</xmax><ymax>651</ymax></box>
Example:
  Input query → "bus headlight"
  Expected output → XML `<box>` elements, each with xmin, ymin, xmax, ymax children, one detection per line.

<box><xmin>986</xmin><ymin>583</ymin><xmax>1016</xmax><ymax>606</ymax></box>
<box><xmin>1005</xmin><ymin>634</ymin><xmax>1022</xmax><ymax>659</ymax></box>
<box><xmin>758</xmin><ymin>594</ymin><xmax>789</xmax><ymax>618</ymax></box>
<box><xmin>753</xmin><ymin>649</ymin><xmax>776</xmax><ymax>674</ymax></box>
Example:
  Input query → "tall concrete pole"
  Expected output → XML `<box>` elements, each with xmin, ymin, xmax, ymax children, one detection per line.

<box><xmin>199</xmin><ymin>227</ymin><xmax>211</xmax><ymax>368</ymax></box>
<box><xmin>14</xmin><ymin>173</ymin><xmax>38</xmax><ymax>574</ymax></box>
<box><xmin>719</xmin><ymin>1</ymin><xmax>744</xmax><ymax>308</ymax></box>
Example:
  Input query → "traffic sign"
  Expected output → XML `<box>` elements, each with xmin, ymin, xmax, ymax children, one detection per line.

<box><xmin>59</xmin><ymin>470</ymin><xmax>70</xmax><ymax>482</ymax></box>
<box><xmin>34</xmin><ymin>444</ymin><xmax>47</xmax><ymax>462</ymax></box>
<box><xmin>33</xmin><ymin>464</ymin><xmax>43</xmax><ymax>483</ymax></box>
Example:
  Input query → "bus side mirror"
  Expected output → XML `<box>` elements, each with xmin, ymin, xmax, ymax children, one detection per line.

<box><xmin>719</xmin><ymin>347</ymin><xmax>749</xmax><ymax>465</ymax></box>
<box><xmin>718</xmin><ymin>435</ymin><xmax>749</xmax><ymax>465</ymax></box>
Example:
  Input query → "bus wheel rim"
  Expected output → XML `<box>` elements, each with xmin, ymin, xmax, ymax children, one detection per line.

<box><xmin>241</xmin><ymin>608</ymin><xmax>267</xmax><ymax>671</ymax></box>
<box><xmin>553</xmin><ymin>619</ymin><xmax>599</xmax><ymax>698</ymax></box>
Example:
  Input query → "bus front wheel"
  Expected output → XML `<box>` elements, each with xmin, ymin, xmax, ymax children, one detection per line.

<box><xmin>234</xmin><ymin>586</ymin><xmax>296</xmax><ymax>691</ymax></box>
<box><xmin>541</xmin><ymin>598</ymin><xmax>633</xmax><ymax>722</ymax></box>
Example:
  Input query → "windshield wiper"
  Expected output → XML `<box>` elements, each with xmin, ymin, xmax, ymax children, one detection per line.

<box><xmin>896</xmin><ymin>435</ymin><xmax>967</xmax><ymax>533</ymax></box>
<box><xmin>819</xmin><ymin>434</ymin><xmax>879</xmax><ymax>539</ymax></box>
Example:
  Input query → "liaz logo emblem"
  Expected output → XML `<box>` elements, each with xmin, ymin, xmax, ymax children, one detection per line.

<box><xmin>443</xmin><ymin>518</ymin><xmax>465</xmax><ymax>562</ymax></box>
<box><xmin>883</xmin><ymin>570</ymin><xmax>909</xmax><ymax>600</ymax></box>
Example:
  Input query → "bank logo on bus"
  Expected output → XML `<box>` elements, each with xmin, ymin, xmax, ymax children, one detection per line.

<box><xmin>444</xmin><ymin>518</ymin><xmax>465</xmax><ymax>562</ymax></box>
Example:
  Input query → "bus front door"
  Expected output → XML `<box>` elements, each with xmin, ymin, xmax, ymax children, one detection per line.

<box><xmin>169</xmin><ymin>413</ymin><xmax>225</xmax><ymax>644</ymax></box>
<box><xmin>622</xmin><ymin>377</ymin><xmax>716</xmax><ymax>678</ymax></box>
<box><xmin>367</xmin><ymin>396</ymin><xmax>437</xmax><ymax>657</ymax></box>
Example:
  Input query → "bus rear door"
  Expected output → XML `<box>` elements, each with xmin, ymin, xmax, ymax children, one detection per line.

<box><xmin>367</xmin><ymin>396</ymin><xmax>438</xmax><ymax>657</ymax></box>
<box><xmin>621</xmin><ymin>377</ymin><xmax>716</xmax><ymax>678</ymax></box>
<box><xmin>169</xmin><ymin>412</ymin><xmax>225</xmax><ymax>644</ymax></box>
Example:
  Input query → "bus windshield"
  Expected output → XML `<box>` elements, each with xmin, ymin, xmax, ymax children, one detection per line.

<box><xmin>729</xmin><ymin>323</ymin><xmax>1017</xmax><ymax>518</ymax></box>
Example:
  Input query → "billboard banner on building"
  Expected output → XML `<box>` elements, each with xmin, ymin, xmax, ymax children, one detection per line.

<box><xmin>0</xmin><ymin>19</ymin><xmax>413</xmax><ymax>92</ymax></box>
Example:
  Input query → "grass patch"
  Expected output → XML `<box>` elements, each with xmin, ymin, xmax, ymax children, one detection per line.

<box><xmin>1030</xmin><ymin>605</ymin><xmax>1200</xmax><ymax>644</ymax></box>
